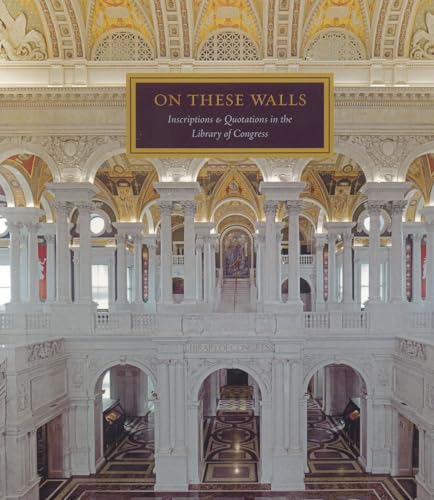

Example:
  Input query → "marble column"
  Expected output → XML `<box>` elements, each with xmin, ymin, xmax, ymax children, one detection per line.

<box><xmin>143</xmin><ymin>236</ymin><xmax>157</xmax><ymax>306</ymax></box>
<box><xmin>390</xmin><ymin>201</ymin><xmax>407</xmax><ymax>303</ymax></box>
<box><xmin>425</xmin><ymin>221</ymin><xmax>434</xmax><ymax>303</ymax></box>
<box><xmin>43</xmin><ymin>228</ymin><xmax>56</xmax><ymax>303</ymax></box>
<box><xmin>77</xmin><ymin>202</ymin><xmax>93</xmax><ymax>303</ymax></box>
<box><xmin>287</xmin><ymin>201</ymin><xmax>302</xmax><ymax>304</ymax></box>
<box><xmin>8</xmin><ymin>221</ymin><xmax>22</xmax><ymax>304</ymax></box>
<box><xmin>289</xmin><ymin>361</ymin><xmax>300</xmax><ymax>450</ymax></box>
<box><xmin>342</xmin><ymin>228</ymin><xmax>354</xmax><ymax>304</ymax></box>
<box><xmin>327</xmin><ymin>231</ymin><xmax>336</xmax><ymax>304</ymax></box>
<box><xmin>182</xmin><ymin>201</ymin><xmax>196</xmax><ymax>302</ymax></box>
<box><xmin>412</xmin><ymin>232</ymin><xmax>423</xmax><ymax>303</ymax></box>
<box><xmin>368</xmin><ymin>201</ymin><xmax>383</xmax><ymax>303</ymax></box>
<box><xmin>25</xmin><ymin>221</ymin><xmax>40</xmax><ymax>304</ymax></box>
<box><xmin>273</xmin><ymin>360</ymin><xmax>285</xmax><ymax>454</ymax></box>
<box><xmin>158</xmin><ymin>201</ymin><xmax>173</xmax><ymax>304</ymax></box>
<box><xmin>315</xmin><ymin>233</ymin><xmax>326</xmax><ymax>309</ymax></box>
<box><xmin>254</xmin><ymin>224</ymin><xmax>265</xmax><ymax>306</ymax></box>
<box><xmin>203</xmin><ymin>235</ymin><xmax>213</xmax><ymax>304</ymax></box>
<box><xmin>133</xmin><ymin>233</ymin><xmax>143</xmax><ymax>305</ymax></box>
<box><xmin>195</xmin><ymin>238</ymin><xmax>203</xmax><ymax>302</ymax></box>
<box><xmin>53</xmin><ymin>202</ymin><xmax>73</xmax><ymax>303</ymax></box>
<box><xmin>175</xmin><ymin>361</ymin><xmax>186</xmax><ymax>453</ymax></box>
<box><xmin>263</xmin><ymin>201</ymin><xmax>278</xmax><ymax>303</ymax></box>
<box><xmin>114</xmin><ymin>230</ymin><xmax>127</xmax><ymax>305</ymax></box>
<box><xmin>416</xmin><ymin>430</ymin><xmax>434</xmax><ymax>500</ymax></box>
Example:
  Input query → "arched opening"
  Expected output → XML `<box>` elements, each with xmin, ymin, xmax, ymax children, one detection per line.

<box><xmin>172</xmin><ymin>277</ymin><xmax>184</xmax><ymax>303</ymax></box>
<box><xmin>94</xmin><ymin>364</ymin><xmax>155</xmax><ymax>482</ymax></box>
<box><xmin>198</xmin><ymin>368</ymin><xmax>262</xmax><ymax>483</ymax></box>
<box><xmin>306</xmin><ymin>363</ymin><xmax>367</xmax><ymax>475</ymax></box>
<box><xmin>281</xmin><ymin>278</ymin><xmax>312</xmax><ymax>310</ymax></box>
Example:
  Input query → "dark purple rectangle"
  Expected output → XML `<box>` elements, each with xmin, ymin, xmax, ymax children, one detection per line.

<box><xmin>133</xmin><ymin>81</ymin><xmax>326</xmax><ymax>150</ymax></box>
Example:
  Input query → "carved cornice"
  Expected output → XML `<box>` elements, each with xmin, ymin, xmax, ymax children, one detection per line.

<box><xmin>1</xmin><ymin>87</ymin><xmax>434</xmax><ymax>109</ymax></box>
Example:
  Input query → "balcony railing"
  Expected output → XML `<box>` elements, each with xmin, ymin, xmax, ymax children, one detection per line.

<box><xmin>281</xmin><ymin>254</ymin><xmax>315</xmax><ymax>265</ymax></box>
<box><xmin>172</xmin><ymin>255</ymin><xmax>185</xmax><ymax>265</ymax></box>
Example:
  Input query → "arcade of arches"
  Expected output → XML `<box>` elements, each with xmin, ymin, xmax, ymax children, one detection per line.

<box><xmin>1</xmin><ymin>1</ymin><xmax>434</xmax><ymax>499</ymax></box>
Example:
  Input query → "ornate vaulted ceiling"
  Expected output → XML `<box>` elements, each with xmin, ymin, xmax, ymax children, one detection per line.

<box><xmin>1</xmin><ymin>0</ymin><xmax>434</xmax><ymax>62</ymax></box>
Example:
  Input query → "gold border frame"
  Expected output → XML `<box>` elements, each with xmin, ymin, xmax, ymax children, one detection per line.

<box><xmin>127</xmin><ymin>73</ymin><xmax>334</xmax><ymax>158</ymax></box>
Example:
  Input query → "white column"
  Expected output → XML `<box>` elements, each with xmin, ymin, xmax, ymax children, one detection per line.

<box><xmin>53</xmin><ymin>202</ymin><xmax>73</xmax><ymax>303</ymax></box>
<box><xmin>203</xmin><ymin>235</ymin><xmax>214</xmax><ymax>304</ymax></box>
<box><xmin>368</xmin><ymin>201</ymin><xmax>383</xmax><ymax>303</ymax></box>
<box><xmin>342</xmin><ymin>229</ymin><xmax>354</xmax><ymax>304</ymax></box>
<box><xmin>390</xmin><ymin>201</ymin><xmax>407</xmax><ymax>303</ymax></box>
<box><xmin>412</xmin><ymin>232</ymin><xmax>423</xmax><ymax>303</ymax></box>
<box><xmin>115</xmin><ymin>230</ymin><xmax>127</xmax><ymax>305</ymax></box>
<box><xmin>175</xmin><ymin>361</ymin><xmax>185</xmax><ymax>453</ymax></box>
<box><xmin>77</xmin><ymin>202</ymin><xmax>93</xmax><ymax>303</ymax></box>
<box><xmin>158</xmin><ymin>201</ymin><xmax>173</xmax><ymax>304</ymax></box>
<box><xmin>26</xmin><ymin>222</ymin><xmax>40</xmax><ymax>304</ymax></box>
<box><xmin>425</xmin><ymin>220</ymin><xmax>434</xmax><ymax>304</ymax></box>
<box><xmin>144</xmin><ymin>236</ymin><xmax>157</xmax><ymax>305</ymax></box>
<box><xmin>157</xmin><ymin>361</ymin><xmax>170</xmax><ymax>453</ymax></box>
<box><xmin>8</xmin><ymin>222</ymin><xmax>22</xmax><ymax>304</ymax></box>
<box><xmin>327</xmin><ymin>231</ymin><xmax>336</xmax><ymax>303</ymax></box>
<box><xmin>254</xmin><ymin>227</ymin><xmax>265</xmax><ymax>305</ymax></box>
<box><xmin>45</xmin><ymin>233</ymin><xmax>56</xmax><ymax>302</ymax></box>
<box><xmin>133</xmin><ymin>233</ymin><xmax>143</xmax><ymax>304</ymax></box>
<box><xmin>263</xmin><ymin>201</ymin><xmax>278</xmax><ymax>303</ymax></box>
<box><xmin>287</xmin><ymin>201</ymin><xmax>302</xmax><ymax>303</ymax></box>
<box><xmin>315</xmin><ymin>234</ymin><xmax>326</xmax><ymax>309</ymax></box>
<box><xmin>195</xmin><ymin>238</ymin><xmax>203</xmax><ymax>301</ymax></box>
<box><xmin>276</xmin><ymin>227</ymin><xmax>283</xmax><ymax>301</ymax></box>
<box><xmin>182</xmin><ymin>201</ymin><xmax>196</xmax><ymax>302</ymax></box>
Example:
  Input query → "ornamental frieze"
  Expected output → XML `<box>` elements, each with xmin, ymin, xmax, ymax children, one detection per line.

<box><xmin>184</xmin><ymin>342</ymin><xmax>274</xmax><ymax>354</ymax></box>
<box><xmin>27</xmin><ymin>339</ymin><xmax>64</xmax><ymax>363</ymax></box>
<box><xmin>398</xmin><ymin>339</ymin><xmax>427</xmax><ymax>362</ymax></box>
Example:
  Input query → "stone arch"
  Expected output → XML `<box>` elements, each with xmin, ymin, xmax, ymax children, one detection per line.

<box><xmin>302</xmin><ymin>358</ymin><xmax>371</xmax><ymax>396</ymax></box>
<box><xmin>333</xmin><ymin>140</ymin><xmax>374</xmax><ymax>181</ymax></box>
<box><xmin>0</xmin><ymin>164</ymin><xmax>34</xmax><ymax>207</ymax></box>
<box><xmin>210</xmin><ymin>197</ymin><xmax>259</xmax><ymax>222</ymax></box>
<box><xmin>398</xmin><ymin>142</ymin><xmax>434</xmax><ymax>182</ymax></box>
<box><xmin>91</xmin><ymin>358</ymin><xmax>157</xmax><ymax>396</ymax></box>
<box><xmin>0</xmin><ymin>144</ymin><xmax>61</xmax><ymax>182</ymax></box>
<box><xmin>191</xmin><ymin>362</ymin><xmax>270</xmax><ymax>403</ymax></box>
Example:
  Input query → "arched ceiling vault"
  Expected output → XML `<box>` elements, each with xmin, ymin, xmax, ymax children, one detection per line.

<box><xmin>1</xmin><ymin>0</ymin><xmax>433</xmax><ymax>62</ymax></box>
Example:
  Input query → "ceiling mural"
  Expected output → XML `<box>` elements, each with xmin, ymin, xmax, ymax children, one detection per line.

<box><xmin>405</xmin><ymin>154</ymin><xmax>434</xmax><ymax>202</ymax></box>
<box><xmin>301</xmin><ymin>154</ymin><xmax>366</xmax><ymax>222</ymax></box>
<box><xmin>95</xmin><ymin>154</ymin><xmax>158</xmax><ymax>223</ymax></box>
<box><xmin>1</xmin><ymin>0</ymin><xmax>429</xmax><ymax>61</ymax></box>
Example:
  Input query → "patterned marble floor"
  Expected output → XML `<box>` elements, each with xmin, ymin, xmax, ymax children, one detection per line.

<box><xmin>39</xmin><ymin>401</ymin><xmax>417</xmax><ymax>499</ymax></box>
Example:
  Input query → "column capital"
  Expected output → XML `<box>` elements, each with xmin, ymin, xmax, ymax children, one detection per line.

<box><xmin>315</xmin><ymin>232</ymin><xmax>327</xmax><ymax>248</ymax></box>
<box><xmin>367</xmin><ymin>200</ymin><xmax>386</xmax><ymax>215</ymax></box>
<box><xmin>143</xmin><ymin>234</ymin><xmax>157</xmax><ymax>249</ymax></box>
<box><xmin>157</xmin><ymin>200</ymin><xmax>173</xmax><ymax>216</ymax></box>
<box><xmin>24</xmin><ymin>222</ymin><xmax>40</xmax><ymax>234</ymax></box>
<box><xmin>263</xmin><ymin>200</ymin><xmax>278</xmax><ymax>217</ymax></box>
<box><xmin>112</xmin><ymin>222</ymin><xmax>144</xmax><ymax>237</ymax></box>
<box><xmin>0</xmin><ymin>207</ymin><xmax>43</xmax><ymax>225</ymax></box>
<box><xmin>195</xmin><ymin>237</ymin><xmax>204</xmax><ymax>251</ymax></box>
<box><xmin>46</xmin><ymin>182</ymin><xmax>99</xmax><ymax>203</ymax></box>
<box><xmin>259</xmin><ymin>181</ymin><xmax>307</xmax><ymax>201</ymax></box>
<box><xmin>423</xmin><ymin>206</ymin><xmax>434</xmax><ymax>225</ymax></box>
<box><xmin>53</xmin><ymin>200</ymin><xmax>74</xmax><ymax>216</ymax></box>
<box><xmin>389</xmin><ymin>200</ymin><xmax>407</xmax><ymax>216</ymax></box>
<box><xmin>181</xmin><ymin>200</ymin><xmax>197</xmax><ymax>216</ymax></box>
<box><xmin>286</xmin><ymin>200</ymin><xmax>303</xmax><ymax>215</ymax></box>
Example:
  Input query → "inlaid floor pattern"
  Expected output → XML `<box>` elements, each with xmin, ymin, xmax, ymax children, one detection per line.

<box><xmin>40</xmin><ymin>401</ymin><xmax>417</xmax><ymax>499</ymax></box>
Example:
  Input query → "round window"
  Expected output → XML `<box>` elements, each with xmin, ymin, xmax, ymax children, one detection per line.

<box><xmin>90</xmin><ymin>214</ymin><xmax>106</xmax><ymax>236</ymax></box>
<box><xmin>0</xmin><ymin>217</ymin><xmax>8</xmax><ymax>237</ymax></box>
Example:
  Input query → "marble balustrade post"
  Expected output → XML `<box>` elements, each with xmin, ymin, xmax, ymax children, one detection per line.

<box><xmin>390</xmin><ymin>201</ymin><xmax>407</xmax><ymax>303</ymax></box>
<box><xmin>368</xmin><ymin>201</ymin><xmax>383</xmax><ymax>303</ymax></box>
<box><xmin>53</xmin><ymin>202</ymin><xmax>73</xmax><ymax>303</ymax></box>
<box><xmin>287</xmin><ymin>201</ymin><xmax>302</xmax><ymax>303</ymax></box>
<box><xmin>183</xmin><ymin>201</ymin><xmax>196</xmax><ymax>302</ymax></box>
<box><xmin>158</xmin><ymin>201</ymin><xmax>173</xmax><ymax>304</ymax></box>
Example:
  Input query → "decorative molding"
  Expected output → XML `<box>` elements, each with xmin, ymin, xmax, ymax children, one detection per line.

<box><xmin>398</xmin><ymin>338</ymin><xmax>427</xmax><ymax>361</ymax></box>
<box><xmin>411</xmin><ymin>12</ymin><xmax>434</xmax><ymax>60</ymax></box>
<box><xmin>184</xmin><ymin>342</ymin><xmax>274</xmax><ymax>354</ymax></box>
<box><xmin>27</xmin><ymin>339</ymin><xmax>64</xmax><ymax>363</ymax></box>
<box><xmin>0</xmin><ymin>360</ymin><xmax>6</xmax><ymax>388</ymax></box>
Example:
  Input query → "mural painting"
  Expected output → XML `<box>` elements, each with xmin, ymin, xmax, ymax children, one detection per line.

<box><xmin>222</xmin><ymin>228</ymin><xmax>250</xmax><ymax>278</ymax></box>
